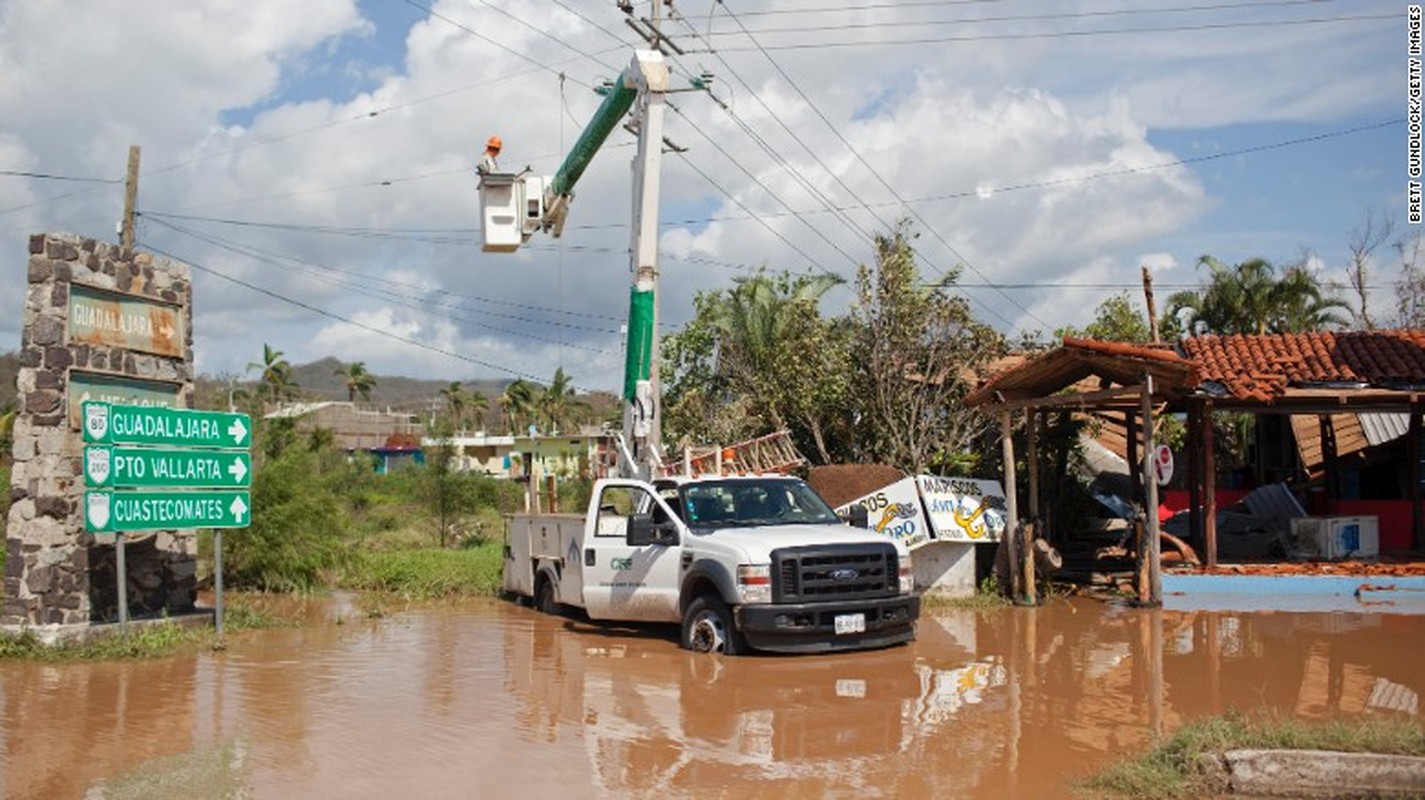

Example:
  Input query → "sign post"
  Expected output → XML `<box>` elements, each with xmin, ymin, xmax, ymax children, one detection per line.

<box><xmin>80</xmin><ymin>402</ymin><xmax>251</xmax><ymax>638</ymax></box>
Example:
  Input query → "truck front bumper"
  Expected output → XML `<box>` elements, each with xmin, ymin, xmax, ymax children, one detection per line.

<box><xmin>735</xmin><ymin>594</ymin><xmax>920</xmax><ymax>654</ymax></box>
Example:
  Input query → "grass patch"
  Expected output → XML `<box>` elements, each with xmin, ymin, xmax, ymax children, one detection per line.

<box><xmin>1079</xmin><ymin>710</ymin><xmax>1425</xmax><ymax>799</ymax></box>
<box><xmin>922</xmin><ymin>576</ymin><xmax>1013</xmax><ymax>609</ymax></box>
<box><xmin>0</xmin><ymin>598</ymin><xmax>297</xmax><ymax>662</ymax></box>
<box><xmin>341</xmin><ymin>540</ymin><xmax>505</xmax><ymax>599</ymax></box>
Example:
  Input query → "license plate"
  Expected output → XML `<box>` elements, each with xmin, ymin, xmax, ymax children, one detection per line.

<box><xmin>834</xmin><ymin>613</ymin><xmax>865</xmax><ymax>635</ymax></box>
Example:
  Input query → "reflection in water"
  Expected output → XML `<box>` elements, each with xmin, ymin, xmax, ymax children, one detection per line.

<box><xmin>0</xmin><ymin>597</ymin><xmax>1421</xmax><ymax>799</ymax></box>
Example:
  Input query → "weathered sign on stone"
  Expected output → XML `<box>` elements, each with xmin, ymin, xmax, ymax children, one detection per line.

<box><xmin>68</xmin><ymin>285</ymin><xmax>185</xmax><ymax>357</ymax></box>
<box><xmin>82</xmin><ymin>401</ymin><xmax>251</xmax><ymax>450</ymax></box>
<box><xmin>67</xmin><ymin>372</ymin><xmax>182</xmax><ymax>429</ymax></box>
<box><xmin>84</xmin><ymin>445</ymin><xmax>251</xmax><ymax>489</ymax></box>
<box><xmin>84</xmin><ymin>490</ymin><xmax>252</xmax><ymax>532</ymax></box>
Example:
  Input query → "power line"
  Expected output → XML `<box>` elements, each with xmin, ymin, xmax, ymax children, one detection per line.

<box><xmin>139</xmin><ymin>238</ymin><xmax>608</xmax><ymax>390</ymax></box>
<box><xmin>144</xmin><ymin>216</ymin><xmax>626</xmax><ymax>341</ymax></box>
<box><xmin>696</xmin><ymin>0</ymin><xmax>1339</xmax><ymax>35</ymax></box>
<box><xmin>713</xmin><ymin>1</ymin><xmax>1043</xmax><ymax>331</ymax></box>
<box><xmin>0</xmin><ymin>169</ymin><xmax>122</xmax><ymax>183</ymax></box>
<box><xmin>711</xmin><ymin>12</ymin><xmax>1392</xmax><ymax>50</ymax></box>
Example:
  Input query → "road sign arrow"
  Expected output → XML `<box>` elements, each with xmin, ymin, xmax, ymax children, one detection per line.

<box><xmin>228</xmin><ymin>418</ymin><xmax>249</xmax><ymax>445</ymax></box>
<box><xmin>227</xmin><ymin>456</ymin><xmax>248</xmax><ymax>484</ymax></box>
<box><xmin>229</xmin><ymin>495</ymin><xmax>250</xmax><ymax>523</ymax></box>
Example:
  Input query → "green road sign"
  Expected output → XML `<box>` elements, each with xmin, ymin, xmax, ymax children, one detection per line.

<box><xmin>84</xmin><ymin>490</ymin><xmax>251</xmax><ymax>532</ymax></box>
<box><xmin>82</xmin><ymin>402</ymin><xmax>251</xmax><ymax>450</ymax></box>
<box><xmin>85</xmin><ymin>446</ymin><xmax>251</xmax><ymax>488</ymax></box>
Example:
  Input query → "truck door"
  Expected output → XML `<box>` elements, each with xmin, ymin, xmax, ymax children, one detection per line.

<box><xmin>582</xmin><ymin>481</ymin><xmax>683</xmax><ymax>622</ymax></box>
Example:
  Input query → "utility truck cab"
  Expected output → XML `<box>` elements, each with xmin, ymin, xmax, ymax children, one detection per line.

<box><xmin>504</xmin><ymin>475</ymin><xmax>920</xmax><ymax>654</ymax></box>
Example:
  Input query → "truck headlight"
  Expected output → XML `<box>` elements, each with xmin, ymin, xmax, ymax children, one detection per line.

<box><xmin>899</xmin><ymin>555</ymin><xmax>914</xmax><ymax>594</ymax></box>
<box><xmin>737</xmin><ymin>564</ymin><xmax>772</xmax><ymax>604</ymax></box>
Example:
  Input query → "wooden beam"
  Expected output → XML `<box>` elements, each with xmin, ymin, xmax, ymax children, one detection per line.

<box><xmin>977</xmin><ymin>384</ymin><xmax>1148</xmax><ymax>412</ymax></box>
<box><xmin>1204</xmin><ymin>402</ymin><xmax>1217</xmax><ymax>570</ymax></box>
<box><xmin>1142</xmin><ymin>374</ymin><xmax>1162</xmax><ymax>605</ymax></box>
<box><xmin>1001</xmin><ymin>411</ymin><xmax>1021</xmax><ymax>602</ymax></box>
<box><xmin>1411</xmin><ymin>401</ymin><xmax>1423</xmax><ymax>551</ymax></box>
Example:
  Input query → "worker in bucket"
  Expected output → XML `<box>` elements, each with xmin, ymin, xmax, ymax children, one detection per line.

<box><xmin>477</xmin><ymin>135</ymin><xmax>502</xmax><ymax>174</ymax></box>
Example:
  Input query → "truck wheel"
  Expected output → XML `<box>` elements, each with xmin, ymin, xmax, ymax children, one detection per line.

<box><xmin>535</xmin><ymin>578</ymin><xmax>560</xmax><ymax>616</ymax></box>
<box><xmin>682</xmin><ymin>595</ymin><xmax>743</xmax><ymax>655</ymax></box>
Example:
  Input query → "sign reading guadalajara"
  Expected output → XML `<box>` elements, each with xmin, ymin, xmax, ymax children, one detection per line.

<box><xmin>82</xmin><ymin>401</ymin><xmax>249</xmax><ymax>450</ymax></box>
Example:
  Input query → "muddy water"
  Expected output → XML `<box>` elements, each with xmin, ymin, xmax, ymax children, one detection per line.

<box><xmin>2</xmin><ymin>597</ymin><xmax>1422</xmax><ymax>799</ymax></box>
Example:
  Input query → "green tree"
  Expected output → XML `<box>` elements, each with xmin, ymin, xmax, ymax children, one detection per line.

<box><xmin>850</xmin><ymin>221</ymin><xmax>1005</xmax><ymax>474</ymax></box>
<box><xmin>662</xmin><ymin>270</ymin><xmax>851</xmax><ymax>463</ymax></box>
<box><xmin>247</xmin><ymin>344</ymin><xmax>299</xmax><ymax>406</ymax></box>
<box><xmin>500</xmin><ymin>379</ymin><xmax>538</xmax><ymax>434</ymax></box>
<box><xmin>440</xmin><ymin>382</ymin><xmax>468</xmax><ymax>430</ymax></box>
<box><xmin>334</xmin><ymin>361</ymin><xmax>376</xmax><ymax>403</ymax></box>
<box><xmin>1165</xmin><ymin>256</ymin><xmax>1349</xmax><ymax>336</ymax></box>
<box><xmin>538</xmin><ymin>367</ymin><xmax>587</xmax><ymax>435</ymax></box>
<box><xmin>1056</xmin><ymin>292</ymin><xmax>1154</xmax><ymax>343</ymax></box>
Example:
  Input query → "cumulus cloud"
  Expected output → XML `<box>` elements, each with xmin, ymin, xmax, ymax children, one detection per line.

<box><xmin>0</xmin><ymin>0</ymin><xmax>1400</xmax><ymax>393</ymax></box>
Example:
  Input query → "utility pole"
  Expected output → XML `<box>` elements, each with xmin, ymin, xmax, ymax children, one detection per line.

<box><xmin>1141</xmin><ymin>265</ymin><xmax>1160</xmax><ymax>343</ymax></box>
<box><xmin>120</xmin><ymin>145</ymin><xmax>140</xmax><ymax>250</ymax></box>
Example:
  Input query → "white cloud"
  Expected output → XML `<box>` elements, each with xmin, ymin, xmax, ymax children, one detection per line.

<box><xmin>0</xmin><ymin>0</ymin><xmax>1403</xmax><ymax>396</ymax></box>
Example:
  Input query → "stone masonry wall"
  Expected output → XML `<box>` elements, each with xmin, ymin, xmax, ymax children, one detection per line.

<box><xmin>5</xmin><ymin>233</ymin><xmax>196</xmax><ymax>626</ymax></box>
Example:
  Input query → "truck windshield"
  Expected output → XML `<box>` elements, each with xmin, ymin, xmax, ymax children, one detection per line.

<box><xmin>679</xmin><ymin>479</ymin><xmax>842</xmax><ymax>529</ymax></box>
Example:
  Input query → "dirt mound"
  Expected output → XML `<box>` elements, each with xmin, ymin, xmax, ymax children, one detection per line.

<box><xmin>807</xmin><ymin>464</ymin><xmax>906</xmax><ymax>507</ymax></box>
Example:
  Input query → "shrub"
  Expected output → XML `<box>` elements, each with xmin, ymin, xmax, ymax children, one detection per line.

<box><xmin>223</xmin><ymin>447</ymin><xmax>350</xmax><ymax>591</ymax></box>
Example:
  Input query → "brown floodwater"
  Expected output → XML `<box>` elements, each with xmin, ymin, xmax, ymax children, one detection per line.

<box><xmin>2</xmin><ymin>595</ymin><xmax>1422</xmax><ymax>799</ymax></box>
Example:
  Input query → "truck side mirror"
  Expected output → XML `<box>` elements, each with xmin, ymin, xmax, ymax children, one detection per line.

<box><xmin>627</xmin><ymin>513</ymin><xmax>678</xmax><ymax>547</ymax></box>
<box><xmin>847</xmin><ymin>505</ymin><xmax>870</xmax><ymax>529</ymax></box>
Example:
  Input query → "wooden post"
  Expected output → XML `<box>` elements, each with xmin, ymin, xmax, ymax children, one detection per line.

<box><xmin>1410</xmin><ymin>401</ymin><xmax>1422</xmax><ymax>551</ymax></box>
<box><xmin>546</xmin><ymin>474</ymin><xmax>558</xmax><ymax>513</ymax></box>
<box><xmin>1142</xmin><ymin>265</ymin><xmax>1160</xmax><ymax>343</ymax></box>
<box><xmin>1126</xmin><ymin>410</ymin><xmax>1141</xmax><ymax>503</ymax></box>
<box><xmin>1320</xmin><ymin>414</ymin><xmax>1339</xmax><ymax>511</ymax></box>
<box><xmin>1001</xmin><ymin>411</ymin><xmax>1021</xmax><ymax>601</ymax></box>
<box><xmin>1141</xmin><ymin>374</ymin><xmax>1162</xmax><ymax>605</ymax></box>
<box><xmin>1024</xmin><ymin>411</ymin><xmax>1040</xmax><ymax>605</ymax></box>
<box><xmin>1204</xmin><ymin>403</ymin><xmax>1218</xmax><ymax>570</ymax></box>
<box><xmin>120</xmin><ymin>145</ymin><xmax>140</xmax><ymax>249</ymax></box>
<box><xmin>1187</xmin><ymin>400</ymin><xmax>1201</xmax><ymax>554</ymax></box>
<box><xmin>1027</xmin><ymin>410</ymin><xmax>1040</xmax><ymax>532</ymax></box>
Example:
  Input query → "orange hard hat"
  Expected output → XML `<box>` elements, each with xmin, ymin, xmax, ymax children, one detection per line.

<box><xmin>486</xmin><ymin>135</ymin><xmax>502</xmax><ymax>150</ymax></box>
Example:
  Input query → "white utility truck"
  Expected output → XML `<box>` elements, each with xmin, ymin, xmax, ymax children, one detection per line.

<box><xmin>503</xmin><ymin>474</ymin><xmax>919</xmax><ymax>654</ymax></box>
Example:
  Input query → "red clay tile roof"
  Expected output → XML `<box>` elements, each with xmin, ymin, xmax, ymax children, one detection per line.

<box><xmin>1182</xmin><ymin>330</ymin><xmax>1425</xmax><ymax>400</ymax></box>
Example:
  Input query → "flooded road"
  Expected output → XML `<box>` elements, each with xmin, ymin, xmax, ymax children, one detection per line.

<box><xmin>3</xmin><ymin>597</ymin><xmax>1422</xmax><ymax>799</ymax></box>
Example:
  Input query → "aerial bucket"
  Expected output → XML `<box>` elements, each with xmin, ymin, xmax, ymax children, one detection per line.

<box><xmin>479</xmin><ymin>172</ymin><xmax>521</xmax><ymax>253</ymax></box>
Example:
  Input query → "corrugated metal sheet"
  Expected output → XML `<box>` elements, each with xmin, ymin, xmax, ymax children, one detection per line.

<box><xmin>1357</xmin><ymin>412</ymin><xmax>1410</xmax><ymax>446</ymax></box>
<box><xmin>1243</xmin><ymin>482</ymin><xmax>1306</xmax><ymax>519</ymax></box>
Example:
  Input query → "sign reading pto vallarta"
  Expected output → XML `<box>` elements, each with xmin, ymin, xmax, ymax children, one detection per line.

<box><xmin>85</xmin><ymin>490</ymin><xmax>251</xmax><ymax>532</ymax></box>
<box><xmin>69</xmin><ymin>285</ymin><xmax>185</xmax><ymax>358</ymax></box>
<box><xmin>84</xmin><ymin>445</ymin><xmax>250</xmax><ymax>489</ymax></box>
<box><xmin>82</xmin><ymin>401</ymin><xmax>250</xmax><ymax>450</ymax></box>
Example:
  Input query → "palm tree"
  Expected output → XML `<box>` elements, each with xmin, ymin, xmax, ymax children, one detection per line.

<box><xmin>440</xmin><ymin>382</ymin><xmax>467</xmax><ymax>430</ymax></box>
<box><xmin>538</xmin><ymin>367</ymin><xmax>588</xmax><ymax>435</ymax></box>
<box><xmin>247</xmin><ymin>344</ymin><xmax>298</xmax><ymax>405</ymax></box>
<box><xmin>1166</xmin><ymin>256</ymin><xmax>1349</xmax><ymax>336</ymax></box>
<box><xmin>466</xmin><ymin>389</ymin><xmax>490</xmax><ymax>431</ymax></box>
<box><xmin>500</xmin><ymin>379</ymin><xmax>539</xmax><ymax>434</ymax></box>
<box><xmin>335</xmin><ymin>361</ymin><xmax>376</xmax><ymax>403</ymax></box>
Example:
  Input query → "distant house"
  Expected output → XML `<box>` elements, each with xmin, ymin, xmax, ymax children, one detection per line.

<box><xmin>264</xmin><ymin>401</ymin><xmax>424</xmax><ymax>453</ymax></box>
<box><xmin>425</xmin><ymin>426</ymin><xmax>618</xmax><ymax>480</ymax></box>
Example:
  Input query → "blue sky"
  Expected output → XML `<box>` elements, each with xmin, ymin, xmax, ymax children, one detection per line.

<box><xmin>0</xmin><ymin>0</ymin><xmax>1410</xmax><ymax>391</ymax></box>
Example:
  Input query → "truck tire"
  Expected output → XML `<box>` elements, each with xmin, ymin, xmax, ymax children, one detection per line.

<box><xmin>682</xmin><ymin>595</ymin><xmax>744</xmax><ymax>655</ymax></box>
<box><xmin>535</xmin><ymin>577</ymin><xmax>560</xmax><ymax>616</ymax></box>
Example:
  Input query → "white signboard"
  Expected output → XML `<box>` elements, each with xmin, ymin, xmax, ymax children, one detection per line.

<box><xmin>834</xmin><ymin>477</ymin><xmax>932</xmax><ymax>549</ymax></box>
<box><xmin>917</xmin><ymin>475</ymin><xmax>1007</xmax><ymax>543</ymax></box>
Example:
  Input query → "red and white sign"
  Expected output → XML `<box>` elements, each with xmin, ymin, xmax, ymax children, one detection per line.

<box><xmin>1153</xmin><ymin>444</ymin><xmax>1174</xmax><ymax>486</ymax></box>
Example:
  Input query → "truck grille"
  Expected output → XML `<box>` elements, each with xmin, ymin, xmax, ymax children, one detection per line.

<box><xmin>771</xmin><ymin>544</ymin><xmax>898</xmax><ymax>603</ymax></box>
